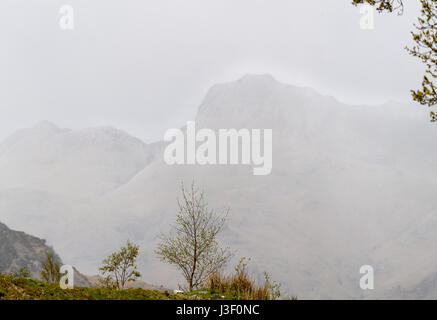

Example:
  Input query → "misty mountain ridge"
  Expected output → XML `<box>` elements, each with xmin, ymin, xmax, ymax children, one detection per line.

<box><xmin>0</xmin><ymin>74</ymin><xmax>436</xmax><ymax>299</ymax></box>
<box><xmin>0</xmin><ymin>121</ymin><xmax>160</xmax><ymax>196</ymax></box>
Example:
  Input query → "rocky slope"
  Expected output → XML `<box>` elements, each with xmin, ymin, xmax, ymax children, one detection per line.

<box><xmin>0</xmin><ymin>221</ymin><xmax>91</xmax><ymax>287</ymax></box>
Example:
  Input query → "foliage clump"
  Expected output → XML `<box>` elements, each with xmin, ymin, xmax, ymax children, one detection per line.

<box><xmin>206</xmin><ymin>258</ymin><xmax>283</xmax><ymax>300</ymax></box>
<box><xmin>99</xmin><ymin>241</ymin><xmax>141</xmax><ymax>289</ymax></box>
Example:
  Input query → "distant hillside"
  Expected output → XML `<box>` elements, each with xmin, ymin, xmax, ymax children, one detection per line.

<box><xmin>0</xmin><ymin>121</ymin><xmax>158</xmax><ymax>196</ymax></box>
<box><xmin>0</xmin><ymin>221</ymin><xmax>60</xmax><ymax>278</ymax></box>
<box><xmin>0</xmin><ymin>221</ymin><xmax>91</xmax><ymax>287</ymax></box>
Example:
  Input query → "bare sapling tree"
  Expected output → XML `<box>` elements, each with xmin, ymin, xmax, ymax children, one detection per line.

<box><xmin>156</xmin><ymin>182</ymin><xmax>232</xmax><ymax>291</ymax></box>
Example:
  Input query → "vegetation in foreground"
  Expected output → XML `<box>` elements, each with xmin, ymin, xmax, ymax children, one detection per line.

<box><xmin>0</xmin><ymin>273</ymin><xmax>284</xmax><ymax>300</ymax></box>
<box><xmin>0</xmin><ymin>274</ymin><xmax>168</xmax><ymax>300</ymax></box>
<box><xmin>0</xmin><ymin>181</ymin><xmax>289</xmax><ymax>300</ymax></box>
<box><xmin>206</xmin><ymin>258</ymin><xmax>282</xmax><ymax>300</ymax></box>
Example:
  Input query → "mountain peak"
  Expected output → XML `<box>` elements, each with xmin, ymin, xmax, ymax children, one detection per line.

<box><xmin>33</xmin><ymin>121</ymin><xmax>61</xmax><ymax>132</ymax></box>
<box><xmin>238</xmin><ymin>74</ymin><xmax>278</xmax><ymax>85</ymax></box>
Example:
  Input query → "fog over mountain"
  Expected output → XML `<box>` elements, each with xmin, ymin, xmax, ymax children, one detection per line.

<box><xmin>0</xmin><ymin>75</ymin><xmax>436</xmax><ymax>299</ymax></box>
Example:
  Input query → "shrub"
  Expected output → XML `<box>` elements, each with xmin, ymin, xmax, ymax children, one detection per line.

<box><xmin>206</xmin><ymin>257</ymin><xmax>282</xmax><ymax>300</ymax></box>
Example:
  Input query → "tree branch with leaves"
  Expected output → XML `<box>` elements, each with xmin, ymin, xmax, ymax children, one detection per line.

<box><xmin>353</xmin><ymin>0</ymin><xmax>404</xmax><ymax>13</ymax></box>
<box><xmin>353</xmin><ymin>0</ymin><xmax>437</xmax><ymax>121</ymax></box>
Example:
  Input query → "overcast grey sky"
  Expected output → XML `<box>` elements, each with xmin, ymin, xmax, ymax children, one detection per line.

<box><xmin>0</xmin><ymin>0</ymin><xmax>422</xmax><ymax>143</ymax></box>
